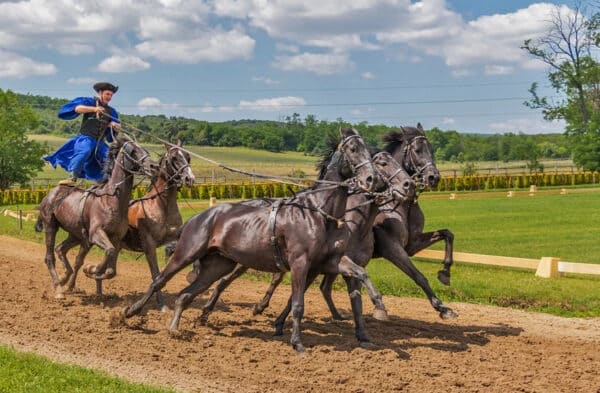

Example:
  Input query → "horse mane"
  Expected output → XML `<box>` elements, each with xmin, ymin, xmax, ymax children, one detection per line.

<box><xmin>315</xmin><ymin>131</ymin><xmax>341</xmax><ymax>180</ymax></box>
<box><xmin>383</xmin><ymin>126</ymin><xmax>423</xmax><ymax>154</ymax></box>
<box><xmin>101</xmin><ymin>139</ymin><xmax>124</xmax><ymax>182</ymax></box>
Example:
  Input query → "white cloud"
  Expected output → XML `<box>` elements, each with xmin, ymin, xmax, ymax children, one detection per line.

<box><xmin>97</xmin><ymin>55</ymin><xmax>151</xmax><ymax>73</ymax></box>
<box><xmin>0</xmin><ymin>50</ymin><xmax>56</xmax><ymax>78</ymax></box>
<box><xmin>239</xmin><ymin>96</ymin><xmax>306</xmax><ymax>111</ymax></box>
<box><xmin>489</xmin><ymin>117</ymin><xmax>566</xmax><ymax>134</ymax></box>
<box><xmin>442</xmin><ymin>117</ymin><xmax>456</xmax><ymax>125</ymax></box>
<box><xmin>67</xmin><ymin>77</ymin><xmax>96</xmax><ymax>85</ymax></box>
<box><xmin>361</xmin><ymin>71</ymin><xmax>376</xmax><ymax>80</ymax></box>
<box><xmin>273</xmin><ymin>52</ymin><xmax>353</xmax><ymax>75</ymax></box>
<box><xmin>137</xmin><ymin>97</ymin><xmax>162</xmax><ymax>109</ymax></box>
<box><xmin>136</xmin><ymin>28</ymin><xmax>255</xmax><ymax>63</ymax></box>
<box><xmin>252</xmin><ymin>76</ymin><xmax>280</xmax><ymax>85</ymax></box>
<box><xmin>485</xmin><ymin>65</ymin><xmax>514</xmax><ymax>76</ymax></box>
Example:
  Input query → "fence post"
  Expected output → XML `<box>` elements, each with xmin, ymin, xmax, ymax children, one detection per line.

<box><xmin>535</xmin><ymin>257</ymin><xmax>559</xmax><ymax>278</ymax></box>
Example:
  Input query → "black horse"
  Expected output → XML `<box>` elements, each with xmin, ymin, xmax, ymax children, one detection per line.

<box><xmin>123</xmin><ymin>128</ymin><xmax>386</xmax><ymax>352</ymax></box>
<box><xmin>195</xmin><ymin>124</ymin><xmax>457</xmax><ymax>332</ymax></box>
<box><xmin>198</xmin><ymin>150</ymin><xmax>417</xmax><ymax>344</ymax></box>
<box><xmin>35</xmin><ymin>138</ymin><xmax>159</xmax><ymax>299</ymax></box>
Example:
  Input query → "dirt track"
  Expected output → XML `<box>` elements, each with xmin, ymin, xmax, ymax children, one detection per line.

<box><xmin>0</xmin><ymin>235</ymin><xmax>599</xmax><ymax>393</ymax></box>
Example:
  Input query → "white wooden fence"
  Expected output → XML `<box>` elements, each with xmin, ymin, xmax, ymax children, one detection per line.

<box><xmin>415</xmin><ymin>249</ymin><xmax>600</xmax><ymax>278</ymax></box>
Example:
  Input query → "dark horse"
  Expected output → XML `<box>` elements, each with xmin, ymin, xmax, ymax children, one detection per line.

<box><xmin>35</xmin><ymin>138</ymin><xmax>159</xmax><ymax>299</ymax></box>
<box><xmin>197</xmin><ymin>150</ymin><xmax>417</xmax><ymax>344</ymax></box>
<box><xmin>123</xmin><ymin>128</ymin><xmax>386</xmax><ymax>352</ymax></box>
<box><xmin>312</xmin><ymin>124</ymin><xmax>457</xmax><ymax>320</ymax></box>
<box><xmin>205</xmin><ymin>124</ymin><xmax>456</xmax><ymax>323</ymax></box>
<box><xmin>121</xmin><ymin>141</ymin><xmax>195</xmax><ymax>311</ymax></box>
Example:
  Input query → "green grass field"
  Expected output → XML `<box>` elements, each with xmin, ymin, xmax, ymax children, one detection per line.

<box><xmin>0</xmin><ymin>346</ymin><xmax>173</xmax><ymax>393</ymax></box>
<box><xmin>3</xmin><ymin>187</ymin><xmax>599</xmax><ymax>317</ymax></box>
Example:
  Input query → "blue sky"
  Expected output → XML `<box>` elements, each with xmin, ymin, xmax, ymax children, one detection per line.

<box><xmin>0</xmin><ymin>0</ymin><xmax>578</xmax><ymax>134</ymax></box>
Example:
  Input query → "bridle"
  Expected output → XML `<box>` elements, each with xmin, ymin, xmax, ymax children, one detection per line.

<box><xmin>164</xmin><ymin>146</ymin><xmax>192</xmax><ymax>186</ymax></box>
<box><xmin>116</xmin><ymin>141</ymin><xmax>155</xmax><ymax>178</ymax></box>
<box><xmin>400</xmin><ymin>131</ymin><xmax>436</xmax><ymax>183</ymax></box>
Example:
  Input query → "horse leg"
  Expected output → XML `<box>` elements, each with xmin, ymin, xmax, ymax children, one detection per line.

<box><xmin>335</xmin><ymin>255</ymin><xmax>388</xmax><ymax>321</ymax></box>
<box><xmin>253</xmin><ymin>271</ymin><xmax>285</xmax><ymax>316</ymax></box>
<box><xmin>273</xmin><ymin>269</ymin><xmax>319</xmax><ymax>341</ymax></box>
<box><xmin>343</xmin><ymin>276</ymin><xmax>371</xmax><ymax>345</ymax></box>
<box><xmin>379</xmin><ymin>231</ymin><xmax>458</xmax><ymax>319</ymax></box>
<box><xmin>198</xmin><ymin>262</ymin><xmax>248</xmax><ymax>325</ymax></box>
<box><xmin>42</xmin><ymin>221</ymin><xmax>64</xmax><ymax>299</ymax></box>
<box><xmin>170</xmin><ymin>256</ymin><xmax>237</xmax><ymax>335</ymax></box>
<box><xmin>123</xmin><ymin>236</ymin><xmax>206</xmax><ymax>318</ymax></box>
<box><xmin>54</xmin><ymin>234</ymin><xmax>80</xmax><ymax>286</ymax></box>
<box><xmin>64</xmin><ymin>243</ymin><xmax>92</xmax><ymax>292</ymax></box>
<box><xmin>140</xmin><ymin>236</ymin><xmax>168</xmax><ymax>312</ymax></box>
<box><xmin>83</xmin><ymin>230</ymin><xmax>118</xmax><ymax>296</ymax></box>
<box><xmin>406</xmin><ymin>229</ymin><xmax>454</xmax><ymax>286</ymax></box>
<box><xmin>288</xmin><ymin>260</ymin><xmax>309</xmax><ymax>352</ymax></box>
<box><xmin>319</xmin><ymin>273</ymin><xmax>345</xmax><ymax>320</ymax></box>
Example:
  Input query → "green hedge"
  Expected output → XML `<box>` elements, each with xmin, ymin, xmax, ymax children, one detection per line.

<box><xmin>2</xmin><ymin>172</ymin><xmax>598</xmax><ymax>206</ymax></box>
<box><xmin>0</xmin><ymin>182</ymin><xmax>305</xmax><ymax>206</ymax></box>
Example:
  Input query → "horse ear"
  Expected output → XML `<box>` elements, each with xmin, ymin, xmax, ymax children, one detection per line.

<box><xmin>417</xmin><ymin>122</ymin><xmax>423</xmax><ymax>131</ymax></box>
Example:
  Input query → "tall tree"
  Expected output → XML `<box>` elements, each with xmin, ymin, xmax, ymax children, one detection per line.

<box><xmin>522</xmin><ymin>2</ymin><xmax>600</xmax><ymax>169</ymax></box>
<box><xmin>0</xmin><ymin>89</ymin><xmax>47</xmax><ymax>190</ymax></box>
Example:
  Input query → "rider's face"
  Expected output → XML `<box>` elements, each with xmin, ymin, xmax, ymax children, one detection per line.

<box><xmin>98</xmin><ymin>90</ymin><xmax>114</xmax><ymax>104</ymax></box>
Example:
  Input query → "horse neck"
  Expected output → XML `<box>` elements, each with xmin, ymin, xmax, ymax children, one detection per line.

<box><xmin>308</xmin><ymin>170</ymin><xmax>349</xmax><ymax>221</ymax></box>
<box><xmin>390</xmin><ymin>143</ymin><xmax>415</xmax><ymax>178</ymax></box>
<box><xmin>106</xmin><ymin>158</ymin><xmax>136</xmax><ymax>213</ymax></box>
<box><xmin>149</xmin><ymin>173</ymin><xmax>179</xmax><ymax>211</ymax></box>
<box><xmin>345</xmin><ymin>193</ymin><xmax>378</xmax><ymax>232</ymax></box>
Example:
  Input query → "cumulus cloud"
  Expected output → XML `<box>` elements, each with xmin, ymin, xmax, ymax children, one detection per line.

<box><xmin>273</xmin><ymin>52</ymin><xmax>353</xmax><ymax>75</ymax></box>
<box><xmin>137</xmin><ymin>97</ymin><xmax>163</xmax><ymax>109</ymax></box>
<box><xmin>489</xmin><ymin>117</ymin><xmax>566</xmax><ymax>134</ymax></box>
<box><xmin>252</xmin><ymin>76</ymin><xmax>280</xmax><ymax>85</ymax></box>
<box><xmin>239</xmin><ymin>96</ymin><xmax>306</xmax><ymax>111</ymax></box>
<box><xmin>361</xmin><ymin>71</ymin><xmax>376</xmax><ymax>80</ymax></box>
<box><xmin>136</xmin><ymin>28</ymin><xmax>255</xmax><ymax>63</ymax></box>
<box><xmin>67</xmin><ymin>77</ymin><xmax>96</xmax><ymax>85</ymax></box>
<box><xmin>0</xmin><ymin>50</ymin><xmax>56</xmax><ymax>78</ymax></box>
<box><xmin>97</xmin><ymin>55</ymin><xmax>151</xmax><ymax>73</ymax></box>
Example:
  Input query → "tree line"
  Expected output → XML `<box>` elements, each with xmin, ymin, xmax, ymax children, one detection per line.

<box><xmin>16</xmin><ymin>92</ymin><xmax>569</xmax><ymax>163</ymax></box>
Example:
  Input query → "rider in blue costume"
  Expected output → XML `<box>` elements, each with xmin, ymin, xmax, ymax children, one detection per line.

<box><xmin>44</xmin><ymin>82</ymin><xmax>121</xmax><ymax>185</ymax></box>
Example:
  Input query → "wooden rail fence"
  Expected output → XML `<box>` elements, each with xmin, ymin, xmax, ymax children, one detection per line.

<box><xmin>415</xmin><ymin>249</ymin><xmax>600</xmax><ymax>278</ymax></box>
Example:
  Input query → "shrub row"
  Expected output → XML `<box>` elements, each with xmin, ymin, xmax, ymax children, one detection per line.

<box><xmin>435</xmin><ymin>171</ymin><xmax>600</xmax><ymax>192</ymax></box>
<box><xmin>1</xmin><ymin>182</ymin><xmax>306</xmax><ymax>206</ymax></box>
<box><xmin>2</xmin><ymin>172</ymin><xmax>600</xmax><ymax>206</ymax></box>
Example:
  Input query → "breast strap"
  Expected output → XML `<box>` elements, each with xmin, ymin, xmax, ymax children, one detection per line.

<box><xmin>268</xmin><ymin>199</ymin><xmax>289</xmax><ymax>272</ymax></box>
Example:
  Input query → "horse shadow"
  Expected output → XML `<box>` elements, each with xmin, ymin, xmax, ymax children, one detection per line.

<box><xmin>227</xmin><ymin>310</ymin><xmax>523</xmax><ymax>359</ymax></box>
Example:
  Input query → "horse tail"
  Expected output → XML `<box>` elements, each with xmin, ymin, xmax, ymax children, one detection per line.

<box><xmin>34</xmin><ymin>216</ymin><xmax>44</xmax><ymax>232</ymax></box>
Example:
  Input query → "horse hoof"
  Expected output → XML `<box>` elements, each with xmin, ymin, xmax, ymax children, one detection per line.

<box><xmin>186</xmin><ymin>270</ymin><xmax>198</xmax><ymax>284</ymax></box>
<box><xmin>359</xmin><ymin>340</ymin><xmax>376</xmax><ymax>349</ymax></box>
<box><xmin>159</xmin><ymin>305</ymin><xmax>171</xmax><ymax>313</ymax></box>
<box><xmin>54</xmin><ymin>292</ymin><xmax>65</xmax><ymax>300</ymax></box>
<box><xmin>293</xmin><ymin>343</ymin><xmax>306</xmax><ymax>353</ymax></box>
<box><xmin>437</xmin><ymin>270</ymin><xmax>451</xmax><ymax>286</ymax></box>
<box><xmin>440</xmin><ymin>308</ymin><xmax>459</xmax><ymax>320</ymax></box>
<box><xmin>168</xmin><ymin>328</ymin><xmax>182</xmax><ymax>338</ymax></box>
<box><xmin>252</xmin><ymin>305</ymin><xmax>265</xmax><ymax>315</ymax></box>
<box><xmin>372</xmin><ymin>309</ymin><xmax>389</xmax><ymax>321</ymax></box>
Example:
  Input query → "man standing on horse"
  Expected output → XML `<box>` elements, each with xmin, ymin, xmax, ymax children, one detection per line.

<box><xmin>44</xmin><ymin>82</ymin><xmax>121</xmax><ymax>185</ymax></box>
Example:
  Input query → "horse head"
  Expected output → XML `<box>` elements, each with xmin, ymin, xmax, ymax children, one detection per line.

<box><xmin>162</xmin><ymin>140</ymin><xmax>195</xmax><ymax>188</ymax></box>
<box><xmin>106</xmin><ymin>138</ymin><xmax>159</xmax><ymax>179</ymax></box>
<box><xmin>335</xmin><ymin>127</ymin><xmax>381</xmax><ymax>192</ymax></box>
<box><xmin>384</xmin><ymin>123</ymin><xmax>440</xmax><ymax>189</ymax></box>
<box><xmin>371</xmin><ymin>151</ymin><xmax>416</xmax><ymax>203</ymax></box>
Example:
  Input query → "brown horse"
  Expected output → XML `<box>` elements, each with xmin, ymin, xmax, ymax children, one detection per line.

<box><xmin>198</xmin><ymin>150</ymin><xmax>417</xmax><ymax>344</ymax></box>
<box><xmin>123</xmin><ymin>127</ymin><xmax>385</xmax><ymax>352</ymax></box>
<box><xmin>121</xmin><ymin>141</ymin><xmax>195</xmax><ymax>311</ymax></box>
<box><xmin>35</xmin><ymin>138</ymin><xmax>159</xmax><ymax>299</ymax></box>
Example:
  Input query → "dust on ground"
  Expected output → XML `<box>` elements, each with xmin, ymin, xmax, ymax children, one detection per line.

<box><xmin>0</xmin><ymin>235</ymin><xmax>598</xmax><ymax>393</ymax></box>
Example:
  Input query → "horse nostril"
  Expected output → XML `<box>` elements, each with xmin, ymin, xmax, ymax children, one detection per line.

<box><xmin>366</xmin><ymin>175</ymin><xmax>373</xmax><ymax>187</ymax></box>
<box><xmin>403</xmin><ymin>180</ymin><xmax>411</xmax><ymax>190</ymax></box>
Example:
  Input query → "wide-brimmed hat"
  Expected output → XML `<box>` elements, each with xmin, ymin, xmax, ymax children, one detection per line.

<box><xmin>93</xmin><ymin>82</ymin><xmax>118</xmax><ymax>93</ymax></box>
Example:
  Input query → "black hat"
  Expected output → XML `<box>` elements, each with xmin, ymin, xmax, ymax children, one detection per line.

<box><xmin>93</xmin><ymin>82</ymin><xmax>118</xmax><ymax>93</ymax></box>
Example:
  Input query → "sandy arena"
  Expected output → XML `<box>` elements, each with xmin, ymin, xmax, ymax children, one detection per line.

<box><xmin>0</xmin><ymin>235</ymin><xmax>598</xmax><ymax>393</ymax></box>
